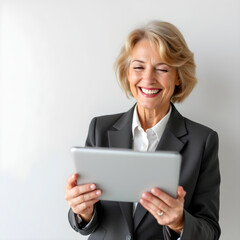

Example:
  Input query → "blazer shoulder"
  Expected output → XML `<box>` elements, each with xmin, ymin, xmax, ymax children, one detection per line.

<box><xmin>184</xmin><ymin>117</ymin><xmax>218</xmax><ymax>138</ymax></box>
<box><xmin>92</xmin><ymin>112</ymin><xmax>126</xmax><ymax>130</ymax></box>
<box><xmin>86</xmin><ymin>111</ymin><xmax>130</xmax><ymax>147</ymax></box>
<box><xmin>169</xmin><ymin>104</ymin><xmax>218</xmax><ymax>140</ymax></box>
<box><xmin>90</xmin><ymin>105</ymin><xmax>135</xmax><ymax>131</ymax></box>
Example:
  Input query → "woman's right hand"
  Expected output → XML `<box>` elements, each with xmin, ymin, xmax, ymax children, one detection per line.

<box><xmin>65</xmin><ymin>174</ymin><xmax>102</xmax><ymax>223</ymax></box>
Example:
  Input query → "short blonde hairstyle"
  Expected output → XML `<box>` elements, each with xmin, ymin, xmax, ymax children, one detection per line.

<box><xmin>114</xmin><ymin>21</ymin><xmax>197</xmax><ymax>102</ymax></box>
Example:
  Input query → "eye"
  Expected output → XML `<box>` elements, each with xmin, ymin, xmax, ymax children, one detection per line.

<box><xmin>156</xmin><ymin>68</ymin><xmax>168</xmax><ymax>72</ymax></box>
<box><xmin>133</xmin><ymin>66</ymin><xmax>144</xmax><ymax>70</ymax></box>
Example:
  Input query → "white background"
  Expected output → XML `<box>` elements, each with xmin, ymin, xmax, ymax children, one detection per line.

<box><xmin>0</xmin><ymin>0</ymin><xmax>239</xmax><ymax>239</ymax></box>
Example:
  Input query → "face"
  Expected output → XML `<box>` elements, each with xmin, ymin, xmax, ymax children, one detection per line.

<box><xmin>127</xmin><ymin>40</ymin><xmax>180</xmax><ymax>114</ymax></box>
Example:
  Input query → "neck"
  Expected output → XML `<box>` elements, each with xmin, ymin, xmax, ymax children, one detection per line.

<box><xmin>137</xmin><ymin>103</ymin><xmax>170</xmax><ymax>131</ymax></box>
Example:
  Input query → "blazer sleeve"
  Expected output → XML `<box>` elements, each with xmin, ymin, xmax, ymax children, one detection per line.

<box><xmin>68</xmin><ymin>118</ymin><xmax>103</xmax><ymax>235</ymax></box>
<box><xmin>181</xmin><ymin>130</ymin><xmax>221</xmax><ymax>240</ymax></box>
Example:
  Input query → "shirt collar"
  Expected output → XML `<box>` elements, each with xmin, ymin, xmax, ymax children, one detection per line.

<box><xmin>132</xmin><ymin>104</ymin><xmax>172</xmax><ymax>141</ymax></box>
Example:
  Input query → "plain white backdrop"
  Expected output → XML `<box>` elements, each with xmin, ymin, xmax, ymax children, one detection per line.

<box><xmin>0</xmin><ymin>0</ymin><xmax>239</xmax><ymax>239</ymax></box>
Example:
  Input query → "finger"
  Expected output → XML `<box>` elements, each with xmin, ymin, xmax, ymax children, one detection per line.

<box><xmin>140</xmin><ymin>198</ymin><xmax>158</xmax><ymax>214</ymax></box>
<box><xmin>140</xmin><ymin>198</ymin><xmax>167</xmax><ymax>225</ymax></box>
<box><xmin>65</xmin><ymin>183</ymin><xmax>97</xmax><ymax>200</ymax></box>
<box><xmin>141</xmin><ymin>192</ymin><xmax>169</xmax><ymax>213</ymax></box>
<box><xmin>151</xmin><ymin>188</ymin><xmax>175</xmax><ymax>207</ymax></box>
<box><xmin>66</xmin><ymin>174</ymin><xmax>78</xmax><ymax>190</ymax></box>
<box><xmin>177</xmin><ymin>186</ymin><xmax>186</xmax><ymax>201</ymax></box>
<box><xmin>140</xmin><ymin>197</ymin><xmax>162</xmax><ymax>213</ymax></box>
<box><xmin>69</xmin><ymin>189</ymin><xmax>102</xmax><ymax>208</ymax></box>
<box><xmin>72</xmin><ymin>198</ymin><xmax>99</xmax><ymax>214</ymax></box>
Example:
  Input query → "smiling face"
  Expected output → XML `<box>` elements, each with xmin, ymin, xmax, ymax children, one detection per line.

<box><xmin>127</xmin><ymin>39</ymin><xmax>180</xmax><ymax>116</ymax></box>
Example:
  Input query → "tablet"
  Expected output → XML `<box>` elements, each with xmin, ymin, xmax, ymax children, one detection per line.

<box><xmin>71</xmin><ymin>147</ymin><xmax>181</xmax><ymax>202</ymax></box>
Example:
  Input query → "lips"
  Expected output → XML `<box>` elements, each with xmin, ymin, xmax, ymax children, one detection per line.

<box><xmin>139</xmin><ymin>87</ymin><xmax>161</xmax><ymax>96</ymax></box>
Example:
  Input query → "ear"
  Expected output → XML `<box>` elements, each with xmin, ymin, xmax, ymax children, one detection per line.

<box><xmin>175</xmin><ymin>77</ymin><xmax>181</xmax><ymax>86</ymax></box>
<box><xmin>175</xmin><ymin>71</ymin><xmax>181</xmax><ymax>86</ymax></box>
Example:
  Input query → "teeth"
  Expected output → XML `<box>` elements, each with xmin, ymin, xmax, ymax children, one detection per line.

<box><xmin>141</xmin><ymin>88</ymin><xmax>160</xmax><ymax>95</ymax></box>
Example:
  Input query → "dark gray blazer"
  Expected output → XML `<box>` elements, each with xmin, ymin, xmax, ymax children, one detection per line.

<box><xmin>68</xmin><ymin>104</ymin><xmax>221</xmax><ymax>240</ymax></box>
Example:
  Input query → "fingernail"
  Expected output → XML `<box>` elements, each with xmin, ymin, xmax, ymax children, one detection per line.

<box><xmin>151</xmin><ymin>188</ymin><xmax>158</xmax><ymax>194</ymax></box>
<box><xmin>96</xmin><ymin>190</ymin><xmax>101</xmax><ymax>195</ymax></box>
<box><xmin>90</xmin><ymin>184</ymin><xmax>95</xmax><ymax>190</ymax></box>
<box><xmin>142</xmin><ymin>193</ymin><xmax>147</xmax><ymax>199</ymax></box>
<box><xmin>72</xmin><ymin>174</ymin><xmax>75</xmax><ymax>179</ymax></box>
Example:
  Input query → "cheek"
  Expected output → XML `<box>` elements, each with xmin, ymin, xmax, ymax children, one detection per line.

<box><xmin>163</xmin><ymin>77</ymin><xmax>178</xmax><ymax>92</ymax></box>
<box><xmin>129</xmin><ymin>82</ymin><xmax>139</xmax><ymax>96</ymax></box>
<box><xmin>128</xmin><ymin>73</ymin><xmax>139</xmax><ymax>89</ymax></box>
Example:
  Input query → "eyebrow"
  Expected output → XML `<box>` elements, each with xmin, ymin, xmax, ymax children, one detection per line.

<box><xmin>131</xmin><ymin>60</ymin><xmax>169</xmax><ymax>66</ymax></box>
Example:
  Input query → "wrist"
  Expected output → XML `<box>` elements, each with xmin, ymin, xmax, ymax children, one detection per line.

<box><xmin>168</xmin><ymin>217</ymin><xmax>184</xmax><ymax>234</ymax></box>
<box><xmin>79</xmin><ymin>213</ymin><xmax>93</xmax><ymax>224</ymax></box>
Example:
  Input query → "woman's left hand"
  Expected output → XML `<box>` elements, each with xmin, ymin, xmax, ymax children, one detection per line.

<box><xmin>140</xmin><ymin>186</ymin><xmax>186</xmax><ymax>234</ymax></box>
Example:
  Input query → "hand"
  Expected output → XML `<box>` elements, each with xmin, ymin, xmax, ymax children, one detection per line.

<box><xmin>65</xmin><ymin>174</ymin><xmax>102</xmax><ymax>223</ymax></box>
<box><xmin>140</xmin><ymin>186</ymin><xmax>186</xmax><ymax>234</ymax></box>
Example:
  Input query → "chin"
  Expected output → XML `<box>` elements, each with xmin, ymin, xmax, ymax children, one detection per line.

<box><xmin>138</xmin><ymin>101</ymin><xmax>160</xmax><ymax>110</ymax></box>
<box><xmin>138</xmin><ymin>98</ymin><xmax>170</xmax><ymax>111</ymax></box>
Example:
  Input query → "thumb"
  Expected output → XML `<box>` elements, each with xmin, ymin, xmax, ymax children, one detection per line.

<box><xmin>177</xmin><ymin>186</ymin><xmax>186</xmax><ymax>201</ymax></box>
<box><xmin>66</xmin><ymin>173</ymin><xmax>78</xmax><ymax>190</ymax></box>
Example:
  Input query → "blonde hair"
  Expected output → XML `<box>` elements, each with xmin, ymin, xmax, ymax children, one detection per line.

<box><xmin>114</xmin><ymin>21</ymin><xmax>197</xmax><ymax>102</ymax></box>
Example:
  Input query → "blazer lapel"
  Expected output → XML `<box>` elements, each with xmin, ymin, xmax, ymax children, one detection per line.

<box><xmin>108</xmin><ymin>106</ymin><xmax>134</xmax><ymax>149</ymax></box>
<box><xmin>156</xmin><ymin>103</ymin><xmax>188</xmax><ymax>152</ymax></box>
<box><xmin>133</xmin><ymin>202</ymin><xmax>146</xmax><ymax>231</ymax></box>
<box><xmin>133</xmin><ymin>104</ymin><xmax>188</xmax><ymax>231</ymax></box>
<box><xmin>119</xmin><ymin>202</ymin><xmax>133</xmax><ymax>235</ymax></box>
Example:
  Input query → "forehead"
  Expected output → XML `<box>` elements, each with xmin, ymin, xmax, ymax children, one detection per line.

<box><xmin>130</xmin><ymin>39</ymin><xmax>161</xmax><ymax>62</ymax></box>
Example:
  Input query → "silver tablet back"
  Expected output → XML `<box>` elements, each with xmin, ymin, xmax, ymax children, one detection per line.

<box><xmin>72</xmin><ymin>147</ymin><xmax>181</xmax><ymax>202</ymax></box>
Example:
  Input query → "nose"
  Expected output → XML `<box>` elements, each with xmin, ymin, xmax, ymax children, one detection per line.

<box><xmin>143</xmin><ymin>68</ymin><xmax>156</xmax><ymax>84</ymax></box>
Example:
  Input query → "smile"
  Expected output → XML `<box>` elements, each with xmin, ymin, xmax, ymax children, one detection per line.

<box><xmin>139</xmin><ymin>87</ymin><xmax>161</xmax><ymax>96</ymax></box>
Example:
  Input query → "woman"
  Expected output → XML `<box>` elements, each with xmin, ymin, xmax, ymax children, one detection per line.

<box><xmin>65</xmin><ymin>21</ymin><xmax>221</xmax><ymax>240</ymax></box>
